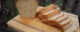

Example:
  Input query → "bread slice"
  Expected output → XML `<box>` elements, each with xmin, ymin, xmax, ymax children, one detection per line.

<box><xmin>55</xmin><ymin>22</ymin><xmax>72</xmax><ymax>32</ymax></box>
<box><xmin>16</xmin><ymin>0</ymin><xmax>38</xmax><ymax>18</ymax></box>
<box><xmin>60</xmin><ymin>17</ymin><xmax>71</xmax><ymax>26</ymax></box>
<box><xmin>56</xmin><ymin>14</ymin><xmax>68</xmax><ymax>23</ymax></box>
<box><xmin>48</xmin><ymin>12</ymin><xmax>64</xmax><ymax>20</ymax></box>
<box><xmin>65</xmin><ymin>24</ymin><xmax>77</xmax><ymax>32</ymax></box>
<box><xmin>37</xmin><ymin>4</ymin><xmax>58</xmax><ymax>15</ymax></box>
<box><xmin>41</xmin><ymin>12</ymin><xmax>65</xmax><ymax>26</ymax></box>
<box><xmin>63</xmin><ymin>22</ymin><xmax>72</xmax><ymax>30</ymax></box>
<box><xmin>37</xmin><ymin>8</ymin><xmax>61</xmax><ymax>19</ymax></box>
<box><xmin>37</xmin><ymin>6</ymin><xmax>44</xmax><ymax>12</ymax></box>
<box><xmin>42</xmin><ymin>18</ymin><xmax>72</xmax><ymax>32</ymax></box>
<box><xmin>42</xmin><ymin>17</ymin><xmax>71</xmax><ymax>27</ymax></box>
<box><xmin>44</xmin><ymin>14</ymin><xmax>68</xmax><ymax>23</ymax></box>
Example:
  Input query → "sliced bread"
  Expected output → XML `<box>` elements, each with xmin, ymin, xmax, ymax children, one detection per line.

<box><xmin>55</xmin><ymin>14</ymin><xmax>68</xmax><ymax>23</ymax></box>
<box><xmin>37</xmin><ymin>4</ymin><xmax>58</xmax><ymax>15</ymax></box>
<box><xmin>42</xmin><ymin>18</ymin><xmax>72</xmax><ymax>32</ymax></box>
<box><xmin>48</xmin><ymin>12</ymin><xmax>64</xmax><ymax>20</ymax></box>
<box><xmin>46</xmin><ymin>14</ymin><xmax>68</xmax><ymax>23</ymax></box>
<box><xmin>37</xmin><ymin>8</ymin><xmax>61</xmax><ymax>19</ymax></box>
<box><xmin>41</xmin><ymin>13</ymin><xmax>72</xmax><ymax>32</ymax></box>
<box><xmin>60</xmin><ymin>17</ymin><xmax>71</xmax><ymax>26</ymax></box>
<box><xmin>65</xmin><ymin>24</ymin><xmax>77</xmax><ymax>32</ymax></box>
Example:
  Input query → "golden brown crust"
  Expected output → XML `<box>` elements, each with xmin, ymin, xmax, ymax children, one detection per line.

<box><xmin>41</xmin><ymin>15</ymin><xmax>73</xmax><ymax>32</ymax></box>
<box><xmin>47</xmin><ymin>8</ymin><xmax>61</xmax><ymax>17</ymax></box>
<box><xmin>57</xmin><ymin>15</ymin><xmax>68</xmax><ymax>23</ymax></box>
<box><xmin>60</xmin><ymin>20</ymin><xmax>70</xmax><ymax>26</ymax></box>
<box><xmin>37</xmin><ymin>4</ymin><xmax>58</xmax><ymax>15</ymax></box>
<box><xmin>55</xmin><ymin>13</ymin><xmax>64</xmax><ymax>20</ymax></box>
<box><xmin>37</xmin><ymin>15</ymin><xmax>48</xmax><ymax>19</ymax></box>
<box><xmin>37</xmin><ymin>8</ymin><xmax>60</xmax><ymax>19</ymax></box>
<box><xmin>60</xmin><ymin>16</ymin><xmax>70</xmax><ymax>26</ymax></box>
<box><xmin>42</xmin><ymin>20</ymin><xmax>64</xmax><ymax>32</ymax></box>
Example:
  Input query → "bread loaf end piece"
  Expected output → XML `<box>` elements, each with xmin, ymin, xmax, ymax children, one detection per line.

<box><xmin>16</xmin><ymin>0</ymin><xmax>38</xmax><ymax>18</ymax></box>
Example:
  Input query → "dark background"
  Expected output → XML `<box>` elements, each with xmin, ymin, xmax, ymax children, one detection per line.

<box><xmin>0</xmin><ymin>0</ymin><xmax>80</xmax><ymax>32</ymax></box>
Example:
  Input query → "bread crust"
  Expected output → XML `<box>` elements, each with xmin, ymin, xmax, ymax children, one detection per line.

<box><xmin>37</xmin><ymin>4</ymin><xmax>58</xmax><ymax>15</ymax></box>
<box><xmin>41</xmin><ymin>14</ymin><xmax>73</xmax><ymax>32</ymax></box>
<box><xmin>37</xmin><ymin>8</ymin><xmax>60</xmax><ymax>19</ymax></box>
<box><xmin>56</xmin><ymin>15</ymin><xmax>68</xmax><ymax>23</ymax></box>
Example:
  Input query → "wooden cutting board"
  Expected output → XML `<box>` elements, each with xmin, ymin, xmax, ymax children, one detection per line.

<box><xmin>8</xmin><ymin>15</ymin><xmax>61</xmax><ymax>32</ymax></box>
<box><xmin>8</xmin><ymin>13</ymin><xmax>79</xmax><ymax>32</ymax></box>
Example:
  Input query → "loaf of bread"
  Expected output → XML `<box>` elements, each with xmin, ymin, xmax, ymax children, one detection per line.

<box><xmin>16</xmin><ymin>0</ymin><xmax>38</xmax><ymax>18</ymax></box>
<box><xmin>36</xmin><ymin>4</ymin><xmax>74</xmax><ymax>32</ymax></box>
